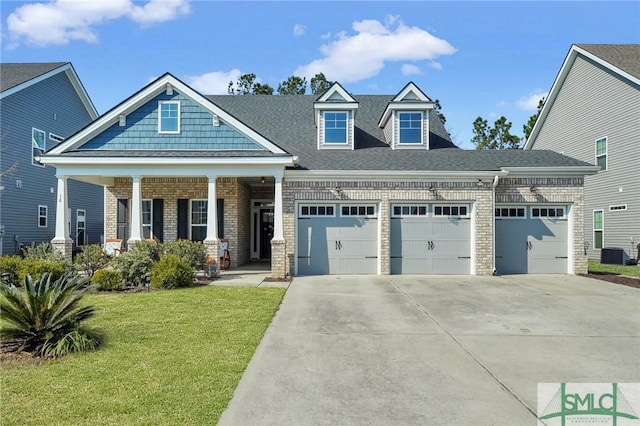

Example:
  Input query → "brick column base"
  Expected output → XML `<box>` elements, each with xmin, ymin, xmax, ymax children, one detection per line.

<box><xmin>203</xmin><ymin>240</ymin><xmax>220</xmax><ymax>277</ymax></box>
<box><xmin>271</xmin><ymin>239</ymin><xmax>286</xmax><ymax>279</ymax></box>
<box><xmin>51</xmin><ymin>239</ymin><xmax>73</xmax><ymax>261</ymax></box>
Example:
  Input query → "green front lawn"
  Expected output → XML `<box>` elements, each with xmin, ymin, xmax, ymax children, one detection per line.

<box><xmin>1</xmin><ymin>285</ymin><xmax>285</xmax><ymax>425</ymax></box>
<box><xmin>588</xmin><ymin>260</ymin><xmax>640</xmax><ymax>277</ymax></box>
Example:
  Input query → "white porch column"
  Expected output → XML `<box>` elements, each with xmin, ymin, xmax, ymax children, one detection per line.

<box><xmin>128</xmin><ymin>175</ymin><xmax>143</xmax><ymax>244</ymax></box>
<box><xmin>273</xmin><ymin>173</ymin><xmax>284</xmax><ymax>241</ymax></box>
<box><xmin>204</xmin><ymin>176</ymin><xmax>218</xmax><ymax>242</ymax></box>
<box><xmin>53</xmin><ymin>175</ymin><xmax>70</xmax><ymax>241</ymax></box>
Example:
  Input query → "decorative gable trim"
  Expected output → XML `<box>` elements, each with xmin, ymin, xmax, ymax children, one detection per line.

<box><xmin>47</xmin><ymin>73</ymin><xmax>287</xmax><ymax>155</ymax></box>
<box><xmin>391</xmin><ymin>81</ymin><xmax>432</xmax><ymax>102</ymax></box>
<box><xmin>524</xmin><ymin>44</ymin><xmax>640</xmax><ymax>150</ymax></box>
<box><xmin>378</xmin><ymin>82</ymin><xmax>434</xmax><ymax>129</ymax></box>
<box><xmin>314</xmin><ymin>82</ymin><xmax>358</xmax><ymax>151</ymax></box>
<box><xmin>315</xmin><ymin>82</ymin><xmax>357</xmax><ymax>103</ymax></box>
<box><xmin>0</xmin><ymin>63</ymin><xmax>98</xmax><ymax>120</ymax></box>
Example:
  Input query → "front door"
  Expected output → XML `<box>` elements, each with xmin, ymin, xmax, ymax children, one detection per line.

<box><xmin>259</xmin><ymin>208</ymin><xmax>274</xmax><ymax>259</ymax></box>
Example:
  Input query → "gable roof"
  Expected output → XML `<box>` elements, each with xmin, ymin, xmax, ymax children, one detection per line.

<box><xmin>0</xmin><ymin>62</ymin><xmax>98</xmax><ymax>119</ymax></box>
<box><xmin>524</xmin><ymin>44</ymin><xmax>640</xmax><ymax>150</ymax></box>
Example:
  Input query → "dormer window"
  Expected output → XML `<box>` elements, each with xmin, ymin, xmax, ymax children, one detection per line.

<box><xmin>159</xmin><ymin>101</ymin><xmax>180</xmax><ymax>134</ymax></box>
<box><xmin>324</xmin><ymin>112</ymin><xmax>348</xmax><ymax>144</ymax></box>
<box><xmin>398</xmin><ymin>112</ymin><xmax>423</xmax><ymax>144</ymax></box>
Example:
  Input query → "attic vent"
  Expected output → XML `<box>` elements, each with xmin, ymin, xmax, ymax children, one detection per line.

<box><xmin>609</xmin><ymin>205</ymin><xmax>627</xmax><ymax>211</ymax></box>
<box><xmin>49</xmin><ymin>133</ymin><xmax>64</xmax><ymax>143</ymax></box>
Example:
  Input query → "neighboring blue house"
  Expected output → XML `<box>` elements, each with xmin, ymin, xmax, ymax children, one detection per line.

<box><xmin>0</xmin><ymin>62</ymin><xmax>103</xmax><ymax>255</ymax></box>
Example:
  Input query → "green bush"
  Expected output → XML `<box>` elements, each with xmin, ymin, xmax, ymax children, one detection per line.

<box><xmin>163</xmin><ymin>240</ymin><xmax>207</xmax><ymax>269</ymax></box>
<box><xmin>21</xmin><ymin>242</ymin><xmax>73</xmax><ymax>273</ymax></box>
<box><xmin>0</xmin><ymin>256</ymin><xmax>23</xmax><ymax>287</ymax></box>
<box><xmin>0</xmin><ymin>273</ymin><xmax>102</xmax><ymax>358</ymax></box>
<box><xmin>131</xmin><ymin>240</ymin><xmax>163</xmax><ymax>262</ymax></box>
<box><xmin>19</xmin><ymin>259</ymin><xmax>66</xmax><ymax>283</ymax></box>
<box><xmin>114</xmin><ymin>249</ymin><xmax>154</xmax><ymax>288</ymax></box>
<box><xmin>90</xmin><ymin>269</ymin><xmax>123</xmax><ymax>291</ymax></box>
<box><xmin>150</xmin><ymin>254</ymin><xmax>194</xmax><ymax>289</ymax></box>
<box><xmin>74</xmin><ymin>244</ymin><xmax>109</xmax><ymax>278</ymax></box>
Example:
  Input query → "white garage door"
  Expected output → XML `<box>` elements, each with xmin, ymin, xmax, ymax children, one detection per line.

<box><xmin>390</xmin><ymin>204</ymin><xmax>471</xmax><ymax>274</ymax></box>
<box><xmin>297</xmin><ymin>204</ymin><xmax>378</xmax><ymax>275</ymax></box>
<box><xmin>495</xmin><ymin>205</ymin><xmax>568</xmax><ymax>274</ymax></box>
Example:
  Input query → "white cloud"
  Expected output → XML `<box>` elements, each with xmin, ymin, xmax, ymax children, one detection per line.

<box><xmin>516</xmin><ymin>90</ymin><xmax>548</xmax><ymax>110</ymax></box>
<box><xmin>294</xmin><ymin>17</ymin><xmax>456</xmax><ymax>83</ymax></box>
<box><xmin>5</xmin><ymin>0</ymin><xmax>190</xmax><ymax>47</ymax></box>
<box><xmin>185</xmin><ymin>69</ymin><xmax>243</xmax><ymax>95</ymax></box>
<box><xmin>293</xmin><ymin>23</ymin><xmax>306</xmax><ymax>37</ymax></box>
<box><xmin>320</xmin><ymin>32</ymin><xmax>331</xmax><ymax>39</ymax></box>
<box><xmin>401</xmin><ymin>64</ymin><xmax>422</xmax><ymax>76</ymax></box>
<box><xmin>427</xmin><ymin>61</ymin><xmax>442</xmax><ymax>71</ymax></box>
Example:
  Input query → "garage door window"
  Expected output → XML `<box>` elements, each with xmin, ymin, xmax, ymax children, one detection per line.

<box><xmin>299</xmin><ymin>205</ymin><xmax>336</xmax><ymax>217</ymax></box>
<box><xmin>433</xmin><ymin>205</ymin><xmax>468</xmax><ymax>217</ymax></box>
<box><xmin>392</xmin><ymin>205</ymin><xmax>428</xmax><ymax>217</ymax></box>
<box><xmin>341</xmin><ymin>205</ymin><xmax>376</xmax><ymax>217</ymax></box>
<box><xmin>495</xmin><ymin>207</ymin><xmax>525</xmax><ymax>218</ymax></box>
<box><xmin>531</xmin><ymin>207</ymin><xmax>565</xmax><ymax>219</ymax></box>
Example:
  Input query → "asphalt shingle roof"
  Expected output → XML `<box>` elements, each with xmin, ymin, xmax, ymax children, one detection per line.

<box><xmin>207</xmin><ymin>94</ymin><xmax>593</xmax><ymax>171</ymax></box>
<box><xmin>0</xmin><ymin>62</ymin><xmax>69</xmax><ymax>93</ymax></box>
<box><xmin>575</xmin><ymin>44</ymin><xmax>640</xmax><ymax>79</ymax></box>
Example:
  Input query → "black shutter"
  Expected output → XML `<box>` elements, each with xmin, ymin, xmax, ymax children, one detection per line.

<box><xmin>153</xmin><ymin>199</ymin><xmax>164</xmax><ymax>242</ymax></box>
<box><xmin>117</xmin><ymin>199</ymin><xmax>129</xmax><ymax>242</ymax></box>
<box><xmin>177</xmin><ymin>199</ymin><xmax>188</xmax><ymax>239</ymax></box>
<box><xmin>217</xmin><ymin>198</ymin><xmax>224</xmax><ymax>238</ymax></box>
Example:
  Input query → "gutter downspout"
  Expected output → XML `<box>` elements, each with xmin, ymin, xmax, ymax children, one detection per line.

<box><xmin>492</xmin><ymin>175</ymin><xmax>500</xmax><ymax>275</ymax></box>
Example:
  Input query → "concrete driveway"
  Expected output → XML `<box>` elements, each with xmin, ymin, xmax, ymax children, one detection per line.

<box><xmin>218</xmin><ymin>275</ymin><xmax>640</xmax><ymax>426</ymax></box>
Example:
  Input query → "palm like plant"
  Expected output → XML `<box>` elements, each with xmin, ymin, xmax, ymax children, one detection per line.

<box><xmin>0</xmin><ymin>273</ymin><xmax>102</xmax><ymax>358</ymax></box>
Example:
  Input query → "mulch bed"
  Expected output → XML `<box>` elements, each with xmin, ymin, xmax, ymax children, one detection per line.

<box><xmin>581</xmin><ymin>273</ymin><xmax>640</xmax><ymax>289</ymax></box>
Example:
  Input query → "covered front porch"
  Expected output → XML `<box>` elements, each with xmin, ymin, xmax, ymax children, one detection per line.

<box><xmin>49</xmin><ymin>164</ymin><xmax>290</xmax><ymax>278</ymax></box>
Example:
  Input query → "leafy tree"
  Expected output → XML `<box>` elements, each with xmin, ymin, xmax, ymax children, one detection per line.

<box><xmin>472</xmin><ymin>116</ymin><xmax>521</xmax><ymax>150</ymax></box>
<box><xmin>227</xmin><ymin>73</ymin><xmax>274</xmax><ymax>95</ymax></box>
<box><xmin>523</xmin><ymin>96</ymin><xmax>546</xmax><ymax>141</ymax></box>
<box><xmin>310</xmin><ymin>73</ymin><xmax>333</xmax><ymax>95</ymax></box>
<box><xmin>0</xmin><ymin>273</ymin><xmax>102</xmax><ymax>358</ymax></box>
<box><xmin>278</xmin><ymin>76</ymin><xmax>307</xmax><ymax>95</ymax></box>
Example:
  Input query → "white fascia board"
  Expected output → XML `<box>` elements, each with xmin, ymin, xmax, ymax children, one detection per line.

<box><xmin>285</xmin><ymin>169</ymin><xmax>508</xmax><ymax>182</ymax></box>
<box><xmin>500</xmin><ymin>166</ymin><xmax>601</xmax><ymax>177</ymax></box>
<box><xmin>313</xmin><ymin>102</ymin><xmax>359</xmax><ymax>110</ymax></box>
<box><xmin>378</xmin><ymin>101</ymin><xmax>434</xmax><ymax>128</ymax></box>
<box><xmin>316</xmin><ymin>82</ymin><xmax>357</xmax><ymax>103</ymax></box>
<box><xmin>48</xmin><ymin>74</ymin><xmax>287</xmax><ymax>155</ymax></box>
<box><xmin>53</xmin><ymin>164</ymin><xmax>287</xmax><ymax>179</ymax></box>
<box><xmin>392</xmin><ymin>82</ymin><xmax>432</xmax><ymax>102</ymax></box>
<box><xmin>39</xmin><ymin>155</ymin><xmax>296</xmax><ymax>166</ymax></box>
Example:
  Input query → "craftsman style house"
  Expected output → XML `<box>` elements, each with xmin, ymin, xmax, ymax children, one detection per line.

<box><xmin>42</xmin><ymin>74</ymin><xmax>598</xmax><ymax>277</ymax></box>
<box><xmin>0</xmin><ymin>62</ymin><xmax>103</xmax><ymax>255</ymax></box>
<box><xmin>525</xmin><ymin>44</ymin><xmax>640</xmax><ymax>263</ymax></box>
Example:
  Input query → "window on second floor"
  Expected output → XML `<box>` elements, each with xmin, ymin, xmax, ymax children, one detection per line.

<box><xmin>595</xmin><ymin>137</ymin><xmax>607</xmax><ymax>170</ymax></box>
<box><xmin>32</xmin><ymin>128</ymin><xmax>45</xmax><ymax>167</ymax></box>
<box><xmin>38</xmin><ymin>205</ymin><xmax>48</xmax><ymax>227</ymax></box>
<box><xmin>398</xmin><ymin>112</ymin><xmax>422</xmax><ymax>144</ymax></box>
<box><xmin>324</xmin><ymin>111</ymin><xmax>348</xmax><ymax>144</ymax></box>
<box><xmin>159</xmin><ymin>101</ymin><xmax>180</xmax><ymax>133</ymax></box>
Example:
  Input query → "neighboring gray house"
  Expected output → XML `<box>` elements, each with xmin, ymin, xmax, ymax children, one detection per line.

<box><xmin>525</xmin><ymin>44</ymin><xmax>640</xmax><ymax>263</ymax></box>
<box><xmin>42</xmin><ymin>74</ymin><xmax>598</xmax><ymax>277</ymax></box>
<box><xmin>0</xmin><ymin>62</ymin><xmax>103</xmax><ymax>255</ymax></box>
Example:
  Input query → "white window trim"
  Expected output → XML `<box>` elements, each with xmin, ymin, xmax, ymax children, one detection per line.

<box><xmin>142</xmin><ymin>199</ymin><xmax>153</xmax><ymax>238</ymax></box>
<box><xmin>433</xmin><ymin>204</ymin><xmax>470</xmax><ymax>218</ymax></box>
<box><xmin>158</xmin><ymin>100</ymin><xmax>181</xmax><ymax>134</ymax></box>
<box><xmin>339</xmin><ymin>204</ymin><xmax>377</xmax><ymax>218</ymax></box>
<box><xmin>32</xmin><ymin>127</ymin><xmax>46</xmax><ymax>167</ymax></box>
<box><xmin>609</xmin><ymin>204</ymin><xmax>627</xmax><ymax>211</ymax></box>
<box><xmin>38</xmin><ymin>205</ymin><xmax>48</xmax><ymax>228</ymax></box>
<box><xmin>298</xmin><ymin>204</ymin><xmax>337</xmax><ymax>218</ymax></box>
<box><xmin>321</xmin><ymin>110</ymin><xmax>349</xmax><ymax>146</ymax></box>
<box><xmin>397</xmin><ymin>111</ymin><xmax>424</xmax><ymax>146</ymax></box>
<box><xmin>391</xmin><ymin>204</ymin><xmax>429</xmax><ymax>217</ymax></box>
<box><xmin>190</xmin><ymin>199</ymin><xmax>207</xmax><ymax>240</ymax></box>
<box><xmin>593</xmin><ymin>209</ymin><xmax>604</xmax><ymax>249</ymax></box>
<box><xmin>494</xmin><ymin>205</ymin><xmax>527</xmax><ymax>219</ymax></box>
<box><xmin>76</xmin><ymin>209</ymin><xmax>86</xmax><ymax>245</ymax></box>
<box><xmin>595</xmin><ymin>136</ymin><xmax>607</xmax><ymax>171</ymax></box>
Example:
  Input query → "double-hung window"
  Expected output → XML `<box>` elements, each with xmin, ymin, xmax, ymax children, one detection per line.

<box><xmin>324</xmin><ymin>111</ymin><xmax>348</xmax><ymax>144</ymax></box>
<box><xmin>398</xmin><ymin>112</ymin><xmax>422</xmax><ymax>144</ymax></box>
<box><xmin>595</xmin><ymin>137</ymin><xmax>607</xmax><ymax>170</ymax></box>
<box><xmin>38</xmin><ymin>205</ymin><xmax>48</xmax><ymax>228</ymax></box>
<box><xmin>191</xmin><ymin>200</ymin><xmax>207</xmax><ymax>241</ymax></box>
<box><xmin>76</xmin><ymin>209</ymin><xmax>86</xmax><ymax>246</ymax></box>
<box><xmin>593</xmin><ymin>210</ymin><xmax>604</xmax><ymax>249</ymax></box>
<box><xmin>159</xmin><ymin>101</ymin><xmax>180</xmax><ymax>133</ymax></box>
<box><xmin>142</xmin><ymin>200</ymin><xmax>153</xmax><ymax>239</ymax></box>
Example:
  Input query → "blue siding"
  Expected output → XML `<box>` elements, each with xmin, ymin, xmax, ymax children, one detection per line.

<box><xmin>81</xmin><ymin>91</ymin><xmax>265</xmax><ymax>151</ymax></box>
<box><xmin>0</xmin><ymin>70</ymin><xmax>103</xmax><ymax>255</ymax></box>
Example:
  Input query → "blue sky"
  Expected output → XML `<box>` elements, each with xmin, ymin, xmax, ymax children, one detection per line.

<box><xmin>2</xmin><ymin>1</ymin><xmax>639</xmax><ymax>148</ymax></box>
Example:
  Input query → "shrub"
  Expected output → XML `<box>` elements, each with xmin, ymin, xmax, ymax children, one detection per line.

<box><xmin>21</xmin><ymin>242</ymin><xmax>73</xmax><ymax>273</ymax></box>
<box><xmin>0</xmin><ymin>256</ymin><xmax>23</xmax><ymax>287</ymax></box>
<box><xmin>74</xmin><ymin>244</ymin><xmax>109</xmax><ymax>278</ymax></box>
<box><xmin>131</xmin><ymin>240</ymin><xmax>163</xmax><ymax>262</ymax></box>
<box><xmin>113</xmin><ymin>249</ymin><xmax>154</xmax><ymax>288</ymax></box>
<box><xmin>0</xmin><ymin>273</ymin><xmax>102</xmax><ymax>358</ymax></box>
<box><xmin>150</xmin><ymin>254</ymin><xmax>194</xmax><ymax>289</ymax></box>
<box><xmin>90</xmin><ymin>269</ymin><xmax>123</xmax><ymax>291</ymax></box>
<box><xmin>19</xmin><ymin>259</ymin><xmax>66</xmax><ymax>283</ymax></box>
<box><xmin>163</xmin><ymin>240</ymin><xmax>207</xmax><ymax>269</ymax></box>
